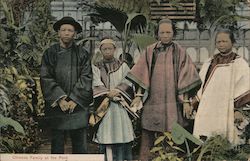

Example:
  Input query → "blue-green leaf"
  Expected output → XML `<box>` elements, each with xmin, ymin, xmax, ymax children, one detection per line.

<box><xmin>172</xmin><ymin>122</ymin><xmax>202</xmax><ymax>145</ymax></box>
<box><xmin>0</xmin><ymin>114</ymin><xmax>25</xmax><ymax>135</ymax></box>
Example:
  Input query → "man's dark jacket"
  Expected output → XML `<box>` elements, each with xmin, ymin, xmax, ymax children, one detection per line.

<box><xmin>40</xmin><ymin>43</ymin><xmax>93</xmax><ymax>130</ymax></box>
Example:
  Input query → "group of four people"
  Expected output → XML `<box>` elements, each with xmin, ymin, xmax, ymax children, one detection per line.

<box><xmin>40</xmin><ymin>16</ymin><xmax>250</xmax><ymax>161</ymax></box>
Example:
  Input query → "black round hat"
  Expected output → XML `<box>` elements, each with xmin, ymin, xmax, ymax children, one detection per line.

<box><xmin>53</xmin><ymin>16</ymin><xmax>82</xmax><ymax>33</ymax></box>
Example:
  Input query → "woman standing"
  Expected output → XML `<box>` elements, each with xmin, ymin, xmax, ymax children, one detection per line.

<box><xmin>193</xmin><ymin>29</ymin><xmax>250</xmax><ymax>145</ymax></box>
<box><xmin>92</xmin><ymin>38</ymin><xmax>135</xmax><ymax>161</ymax></box>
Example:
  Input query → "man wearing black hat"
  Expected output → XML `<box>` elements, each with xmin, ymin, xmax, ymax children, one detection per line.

<box><xmin>40</xmin><ymin>16</ymin><xmax>93</xmax><ymax>154</ymax></box>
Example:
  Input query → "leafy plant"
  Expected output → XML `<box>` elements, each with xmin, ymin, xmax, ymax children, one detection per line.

<box><xmin>195</xmin><ymin>135</ymin><xmax>250</xmax><ymax>161</ymax></box>
<box><xmin>0</xmin><ymin>82</ymin><xmax>25</xmax><ymax>153</ymax></box>
<box><xmin>0</xmin><ymin>114</ymin><xmax>25</xmax><ymax>152</ymax></box>
<box><xmin>0</xmin><ymin>68</ymin><xmax>42</xmax><ymax>153</ymax></box>
<box><xmin>79</xmin><ymin>0</ymin><xmax>149</xmax><ymax>63</ymax></box>
<box><xmin>94</xmin><ymin>0</ymin><xmax>152</xmax><ymax>17</ymax></box>
<box><xmin>25</xmin><ymin>0</ymin><xmax>56</xmax><ymax>76</ymax></box>
<box><xmin>152</xmin><ymin>123</ymin><xmax>250</xmax><ymax>161</ymax></box>
<box><xmin>131</xmin><ymin>33</ymin><xmax>156</xmax><ymax>52</ymax></box>
<box><xmin>0</xmin><ymin>0</ymin><xmax>55</xmax><ymax>153</ymax></box>
<box><xmin>0</xmin><ymin>0</ymin><xmax>33</xmax><ymax>76</ymax></box>
<box><xmin>0</xmin><ymin>84</ymin><xmax>11</xmax><ymax>117</ymax></box>
<box><xmin>86</xmin><ymin>3</ymin><xmax>147</xmax><ymax>53</ymax></box>
<box><xmin>0</xmin><ymin>114</ymin><xmax>25</xmax><ymax>135</ymax></box>
<box><xmin>121</xmin><ymin>13</ymin><xmax>147</xmax><ymax>54</ymax></box>
<box><xmin>196</xmin><ymin>135</ymin><xmax>231</xmax><ymax>161</ymax></box>
<box><xmin>150</xmin><ymin>132</ymin><xmax>185</xmax><ymax>161</ymax></box>
<box><xmin>196</xmin><ymin>0</ymin><xmax>250</xmax><ymax>53</ymax></box>
<box><xmin>151</xmin><ymin>123</ymin><xmax>203</xmax><ymax>161</ymax></box>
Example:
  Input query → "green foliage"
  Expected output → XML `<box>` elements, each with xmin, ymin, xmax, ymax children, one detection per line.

<box><xmin>195</xmin><ymin>135</ymin><xmax>250</xmax><ymax>160</ymax></box>
<box><xmin>32</xmin><ymin>77</ymin><xmax>45</xmax><ymax>116</ymax></box>
<box><xmin>193</xmin><ymin>0</ymin><xmax>250</xmax><ymax>54</ymax></box>
<box><xmin>152</xmin><ymin>131</ymin><xmax>250</xmax><ymax>161</ymax></box>
<box><xmin>151</xmin><ymin>123</ymin><xmax>205</xmax><ymax>161</ymax></box>
<box><xmin>132</xmin><ymin>34</ymin><xmax>156</xmax><ymax>51</ymax></box>
<box><xmin>196</xmin><ymin>0</ymin><xmax>250</xmax><ymax>30</ymax></box>
<box><xmin>172</xmin><ymin>122</ymin><xmax>202</xmax><ymax>145</ymax></box>
<box><xmin>122</xmin><ymin>13</ymin><xmax>147</xmax><ymax>54</ymax></box>
<box><xmin>0</xmin><ymin>0</ymin><xmax>54</xmax><ymax>153</ymax></box>
<box><xmin>0</xmin><ymin>0</ymin><xmax>15</xmax><ymax>28</ymax></box>
<box><xmin>0</xmin><ymin>68</ymin><xmax>42</xmax><ymax>153</ymax></box>
<box><xmin>196</xmin><ymin>135</ymin><xmax>231</xmax><ymax>161</ymax></box>
<box><xmin>0</xmin><ymin>0</ymin><xmax>53</xmax><ymax>114</ymax></box>
<box><xmin>0</xmin><ymin>23</ymin><xmax>28</xmax><ymax>76</ymax></box>
<box><xmin>22</xmin><ymin>0</ymin><xmax>56</xmax><ymax>76</ymax></box>
<box><xmin>0</xmin><ymin>76</ymin><xmax>41</xmax><ymax>153</ymax></box>
<box><xmin>87</xmin><ymin>3</ymin><xmax>147</xmax><ymax>34</ymax></box>
<box><xmin>0</xmin><ymin>0</ymin><xmax>56</xmax><ymax>77</ymax></box>
<box><xmin>150</xmin><ymin>132</ymin><xmax>185</xmax><ymax>161</ymax></box>
<box><xmin>86</xmin><ymin>1</ymin><xmax>149</xmax><ymax>60</ymax></box>
<box><xmin>0</xmin><ymin>0</ymin><xmax>52</xmax><ymax>151</ymax></box>
<box><xmin>0</xmin><ymin>84</ymin><xmax>11</xmax><ymax>116</ymax></box>
<box><xmin>0</xmin><ymin>114</ymin><xmax>25</xmax><ymax>135</ymax></box>
<box><xmin>0</xmin><ymin>131</ymin><xmax>25</xmax><ymax>153</ymax></box>
<box><xmin>96</xmin><ymin>0</ymin><xmax>151</xmax><ymax>15</ymax></box>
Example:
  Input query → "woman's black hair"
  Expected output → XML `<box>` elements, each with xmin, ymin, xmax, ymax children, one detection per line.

<box><xmin>215</xmin><ymin>28</ymin><xmax>236</xmax><ymax>44</ymax></box>
<box><xmin>154</xmin><ymin>18</ymin><xmax>177</xmax><ymax>40</ymax></box>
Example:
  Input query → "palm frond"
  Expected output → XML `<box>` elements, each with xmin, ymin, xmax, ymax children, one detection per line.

<box><xmin>87</xmin><ymin>3</ymin><xmax>147</xmax><ymax>33</ymax></box>
<box><xmin>88</xmin><ymin>4</ymin><xmax>127</xmax><ymax>33</ymax></box>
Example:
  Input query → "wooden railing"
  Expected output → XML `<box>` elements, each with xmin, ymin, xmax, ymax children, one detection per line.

<box><xmin>150</xmin><ymin>1</ymin><xmax>196</xmax><ymax>21</ymax></box>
